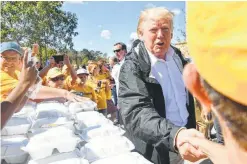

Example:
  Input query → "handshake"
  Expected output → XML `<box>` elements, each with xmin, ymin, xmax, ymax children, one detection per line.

<box><xmin>175</xmin><ymin>128</ymin><xmax>227</xmax><ymax>164</ymax></box>
<box><xmin>175</xmin><ymin>128</ymin><xmax>208</xmax><ymax>162</ymax></box>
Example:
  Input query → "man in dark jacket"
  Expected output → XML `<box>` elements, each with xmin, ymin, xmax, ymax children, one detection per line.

<box><xmin>118</xmin><ymin>7</ymin><xmax>206</xmax><ymax>164</ymax></box>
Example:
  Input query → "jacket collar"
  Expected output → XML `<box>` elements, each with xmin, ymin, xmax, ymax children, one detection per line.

<box><xmin>130</xmin><ymin>40</ymin><xmax>158</xmax><ymax>84</ymax></box>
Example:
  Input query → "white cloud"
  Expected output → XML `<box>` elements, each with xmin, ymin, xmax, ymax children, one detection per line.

<box><xmin>65</xmin><ymin>1</ymin><xmax>86</xmax><ymax>4</ymax></box>
<box><xmin>130</xmin><ymin>32</ymin><xmax>138</xmax><ymax>40</ymax></box>
<box><xmin>145</xmin><ymin>3</ymin><xmax>156</xmax><ymax>9</ymax></box>
<box><xmin>171</xmin><ymin>8</ymin><xmax>181</xmax><ymax>15</ymax></box>
<box><xmin>100</xmin><ymin>30</ymin><xmax>111</xmax><ymax>39</ymax></box>
<box><xmin>88</xmin><ymin>41</ymin><xmax>93</xmax><ymax>45</ymax></box>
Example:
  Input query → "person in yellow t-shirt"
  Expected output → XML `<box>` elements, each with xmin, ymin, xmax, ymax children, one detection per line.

<box><xmin>182</xmin><ymin>2</ymin><xmax>247</xmax><ymax>164</ymax></box>
<box><xmin>0</xmin><ymin>42</ymin><xmax>87</xmax><ymax>106</ymax></box>
<box><xmin>66</xmin><ymin>68</ymin><xmax>97</xmax><ymax>103</ymax></box>
<box><xmin>45</xmin><ymin>67</ymin><xmax>66</xmax><ymax>89</ymax></box>
<box><xmin>97</xmin><ymin>60</ymin><xmax>117</xmax><ymax>120</ymax></box>
<box><xmin>97</xmin><ymin>60</ymin><xmax>112</xmax><ymax>100</ymax></box>
<box><xmin>87</xmin><ymin>63</ymin><xmax>108</xmax><ymax>116</ymax></box>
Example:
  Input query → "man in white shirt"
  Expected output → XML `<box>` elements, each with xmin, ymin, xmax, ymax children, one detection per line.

<box><xmin>111</xmin><ymin>42</ymin><xmax>127</xmax><ymax>125</ymax></box>
<box><xmin>118</xmin><ymin>7</ymin><xmax>206</xmax><ymax>164</ymax></box>
<box><xmin>111</xmin><ymin>42</ymin><xmax>127</xmax><ymax>95</ymax></box>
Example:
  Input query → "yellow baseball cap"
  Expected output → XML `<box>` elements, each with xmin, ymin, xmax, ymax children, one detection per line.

<box><xmin>47</xmin><ymin>67</ymin><xmax>63</xmax><ymax>79</ymax></box>
<box><xmin>187</xmin><ymin>2</ymin><xmax>247</xmax><ymax>106</ymax></box>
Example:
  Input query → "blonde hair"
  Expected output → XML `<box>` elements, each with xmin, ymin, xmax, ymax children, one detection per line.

<box><xmin>137</xmin><ymin>7</ymin><xmax>174</xmax><ymax>38</ymax></box>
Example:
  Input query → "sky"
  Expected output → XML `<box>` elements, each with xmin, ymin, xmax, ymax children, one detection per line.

<box><xmin>62</xmin><ymin>1</ymin><xmax>186</xmax><ymax>56</ymax></box>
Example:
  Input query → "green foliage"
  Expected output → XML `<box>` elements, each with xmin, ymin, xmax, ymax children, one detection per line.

<box><xmin>1</xmin><ymin>1</ymin><xmax>109</xmax><ymax>66</ymax></box>
<box><xmin>1</xmin><ymin>1</ymin><xmax>78</xmax><ymax>61</ymax></box>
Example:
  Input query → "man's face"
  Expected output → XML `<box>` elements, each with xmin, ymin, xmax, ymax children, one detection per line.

<box><xmin>77</xmin><ymin>73</ymin><xmax>88</xmax><ymax>83</ymax></box>
<box><xmin>139</xmin><ymin>16</ymin><xmax>172</xmax><ymax>59</ymax></box>
<box><xmin>113</xmin><ymin>44</ymin><xmax>125</xmax><ymax>61</ymax></box>
<box><xmin>0</xmin><ymin>51</ymin><xmax>21</xmax><ymax>73</ymax></box>
<box><xmin>47</xmin><ymin>75</ymin><xmax>65</xmax><ymax>89</ymax></box>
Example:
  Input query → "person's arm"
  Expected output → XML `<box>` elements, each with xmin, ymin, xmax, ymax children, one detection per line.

<box><xmin>34</xmin><ymin>85</ymin><xmax>87</xmax><ymax>102</ymax></box>
<box><xmin>118</xmin><ymin>60</ymin><xmax>181</xmax><ymax>152</ymax></box>
<box><xmin>64</xmin><ymin>55</ymin><xmax>77</xmax><ymax>84</ymax></box>
<box><xmin>39</xmin><ymin>65</ymin><xmax>51</xmax><ymax>78</ymax></box>
<box><xmin>1</xmin><ymin>50</ymin><xmax>38</xmax><ymax>129</ymax></box>
<box><xmin>1</xmin><ymin>83</ymin><xmax>30</xmax><ymax>128</ymax></box>
<box><xmin>118</xmin><ymin>60</ymin><xmax>206</xmax><ymax>162</ymax></box>
<box><xmin>184</xmin><ymin>136</ymin><xmax>229</xmax><ymax>164</ymax></box>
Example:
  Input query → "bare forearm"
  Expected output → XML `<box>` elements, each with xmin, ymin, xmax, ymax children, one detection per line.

<box><xmin>1</xmin><ymin>83</ymin><xmax>30</xmax><ymax>129</ymax></box>
<box><xmin>39</xmin><ymin>65</ymin><xmax>50</xmax><ymax>78</ymax></box>
<box><xmin>35</xmin><ymin>85</ymin><xmax>67</xmax><ymax>99</ymax></box>
<box><xmin>67</xmin><ymin>64</ymin><xmax>77</xmax><ymax>82</ymax></box>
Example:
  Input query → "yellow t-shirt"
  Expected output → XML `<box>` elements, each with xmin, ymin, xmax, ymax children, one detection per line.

<box><xmin>0</xmin><ymin>70</ymin><xmax>20</xmax><ymax>102</ymax></box>
<box><xmin>96</xmin><ymin>72</ymin><xmax>112</xmax><ymax>100</ymax></box>
<box><xmin>87</xmin><ymin>76</ymin><xmax>107</xmax><ymax>110</ymax></box>
<box><xmin>66</xmin><ymin>77</ymin><xmax>97</xmax><ymax>102</ymax></box>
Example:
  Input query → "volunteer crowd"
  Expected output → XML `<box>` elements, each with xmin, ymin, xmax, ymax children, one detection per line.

<box><xmin>1</xmin><ymin>2</ymin><xmax>247</xmax><ymax>164</ymax></box>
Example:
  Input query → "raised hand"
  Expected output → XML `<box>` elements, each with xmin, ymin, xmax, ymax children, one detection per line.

<box><xmin>19</xmin><ymin>50</ymin><xmax>38</xmax><ymax>87</ymax></box>
<box><xmin>64</xmin><ymin>54</ymin><xmax>71</xmax><ymax>66</ymax></box>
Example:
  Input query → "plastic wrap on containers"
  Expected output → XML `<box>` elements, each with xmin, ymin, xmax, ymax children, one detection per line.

<box><xmin>1</xmin><ymin>136</ymin><xmax>29</xmax><ymax>164</ymax></box>
<box><xmin>28</xmin><ymin>149</ymin><xmax>89</xmax><ymax>164</ymax></box>
<box><xmin>1</xmin><ymin>117</ymin><xmax>32</xmax><ymax>136</ymax></box>
<box><xmin>80</xmin><ymin>124</ymin><xmax>125</xmax><ymax>141</ymax></box>
<box><xmin>13</xmin><ymin>101</ymin><xmax>37</xmax><ymax>118</ymax></box>
<box><xmin>69</xmin><ymin>101</ymin><xmax>97</xmax><ymax>114</ymax></box>
<box><xmin>74</xmin><ymin>112</ymin><xmax>113</xmax><ymax>130</ymax></box>
<box><xmin>22</xmin><ymin>127</ymin><xmax>81</xmax><ymax>160</ymax></box>
<box><xmin>35</xmin><ymin>102</ymin><xmax>70</xmax><ymax>119</ymax></box>
<box><xmin>91</xmin><ymin>152</ymin><xmax>153</xmax><ymax>164</ymax></box>
<box><xmin>81</xmin><ymin>136</ymin><xmax>135</xmax><ymax>162</ymax></box>
<box><xmin>31</xmin><ymin>117</ymin><xmax>74</xmax><ymax>131</ymax></box>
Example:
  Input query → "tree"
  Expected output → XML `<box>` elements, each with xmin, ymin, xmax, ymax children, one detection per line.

<box><xmin>1</xmin><ymin>1</ymin><xmax>78</xmax><ymax>62</ymax></box>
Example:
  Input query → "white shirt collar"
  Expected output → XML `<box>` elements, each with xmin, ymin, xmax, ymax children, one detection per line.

<box><xmin>146</xmin><ymin>46</ymin><xmax>174</xmax><ymax>66</ymax></box>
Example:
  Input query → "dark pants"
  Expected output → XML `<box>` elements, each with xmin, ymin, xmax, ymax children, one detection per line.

<box><xmin>98</xmin><ymin>109</ymin><xmax>107</xmax><ymax>116</ymax></box>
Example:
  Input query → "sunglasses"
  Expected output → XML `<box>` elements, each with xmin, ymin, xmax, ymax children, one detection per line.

<box><xmin>50</xmin><ymin>76</ymin><xmax>65</xmax><ymax>82</ymax></box>
<box><xmin>113</xmin><ymin>49</ymin><xmax>122</xmax><ymax>53</ymax></box>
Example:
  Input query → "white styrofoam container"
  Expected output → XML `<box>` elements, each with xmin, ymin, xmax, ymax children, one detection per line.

<box><xmin>81</xmin><ymin>136</ymin><xmax>135</xmax><ymax>162</ymax></box>
<box><xmin>31</xmin><ymin>117</ymin><xmax>74</xmax><ymax>130</ymax></box>
<box><xmin>22</xmin><ymin>127</ymin><xmax>81</xmax><ymax>160</ymax></box>
<box><xmin>28</xmin><ymin>149</ymin><xmax>89</xmax><ymax>164</ymax></box>
<box><xmin>69</xmin><ymin>101</ymin><xmax>97</xmax><ymax>114</ymax></box>
<box><xmin>1</xmin><ymin>117</ymin><xmax>32</xmax><ymax>136</ymax></box>
<box><xmin>1</xmin><ymin>136</ymin><xmax>29</xmax><ymax>164</ymax></box>
<box><xmin>91</xmin><ymin>152</ymin><xmax>153</xmax><ymax>164</ymax></box>
<box><xmin>35</xmin><ymin>102</ymin><xmax>70</xmax><ymax>119</ymax></box>
<box><xmin>80</xmin><ymin>125</ymin><xmax>125</xmax><ymax>141</ymax></box>
<box><xmin>13</xmin><ymin>101</ymin><xmax>36</xmax><ymax>118</ymax></box>
<box><xmin>75</xmin><ymin>112</ymin><xmax>113</xmax><ymax>130</ymax></box>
